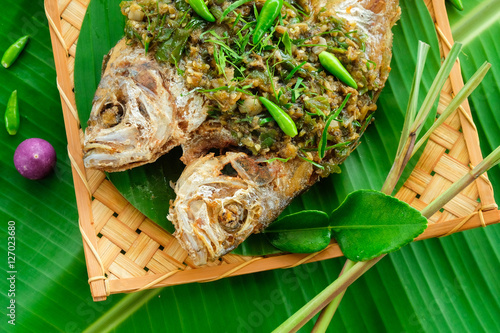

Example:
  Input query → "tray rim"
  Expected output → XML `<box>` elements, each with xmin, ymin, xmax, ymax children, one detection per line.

<box><xmin>44</xmin><ymin>0</ymin><xmax>500</xmax><ymax>301</ymax></box>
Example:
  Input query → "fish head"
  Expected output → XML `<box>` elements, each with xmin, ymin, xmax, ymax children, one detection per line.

<box><xmin>169</xmin><ymin>153</ymin><xmax>280</xmax><ymax>266</ymax></box>
<box><xmin>83</xmin><ymin>39</ymin><xmax>175</xmax><ymax>171</ymax></box>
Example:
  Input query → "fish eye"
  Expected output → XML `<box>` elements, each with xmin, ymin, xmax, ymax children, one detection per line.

<box><xmin>219</xmin><ymin>203</ymin><xmax>248</xmax><ymax>233</ymax></box>
<box><xmin>100</xmin><ymin>103</ymin><xmax>124</xmax><ymax>128</ymax></box>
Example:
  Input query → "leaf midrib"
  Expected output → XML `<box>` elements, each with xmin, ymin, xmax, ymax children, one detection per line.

<box><xmin>266</xmin><ymin>224</ymin><xmax>426</xmax><ymax>233</ymax></box>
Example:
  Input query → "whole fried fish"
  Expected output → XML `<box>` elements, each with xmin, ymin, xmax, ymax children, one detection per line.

<box><xmin>83</xmin><ymin>0</ymin><xmax>400</xmax><ymax>265</ymax></box>
<box><xmin>83</xmin><ymin>38</ymin><xmax>208</xmax><ymax>172</ymax></box>
<box><xmin>170</xmin><ymin>0</ymin><xmax>400</xmax><ymax>265</ymax></box>
<box><xmin>170</xmin><ymin>153</ymin><xmax>316</xmax><ymax>264</ymax></box>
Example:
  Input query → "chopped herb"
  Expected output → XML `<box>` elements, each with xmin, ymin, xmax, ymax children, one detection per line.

<box><xmin>301</xmin><ymin>141</ymin><xmax>352</xmax><ymax>152</ymax></box>
<box><xmin>285</xmin><ymin>61</ymin><xmax>307</xmax><ymax>81</ymax></box>
<box><xmin>366</xmin><ymin>60</ymin><xmax>377</xmax><ymax>70</ymax></box>
<box><xmin>299</xmin><ymin>155</ymin><xmax>325</xmax><ymax>169</ymax></box>
<box><xmin>266</xmin><ymin>57</ymin><xmax>278</xmax><ymax>100</ymax></box>
<box><xmin>317</xmin><ymin>30</ymin><xmax>341</xmax><ymax>36</ymax></box>
<box><xmin>259</xmin><ymin>117</ymin><xmax>275</xmax><ymax>126</ymax></box>
<box><xmin>283</xmin><ymin>1</ymin><xmax>309</xmax><ymax>18</ymax></box>
<box><xmin>309</xmin><ymin>104</ymin><xmax>326</xmax><ymax>118</ymax></box>
<box><xmin>282</xmin><ymin>31</ymin><xmax>292</xmax><ymax>56</ymax></box>
<box><xmin>171</xmin><ymin>53</ymin><xmax>184</xmax><ymax>75</ymax></box>
<box><xmin>360</xmin><ymin>113</ymin><xmax>374</xmax><ymax>133</ymax></box>
<box><xmin>296</xmin><ymin>44</ymin><xmax>328</xmax><ymax>48</ymax></box>
<box><xmin>236</xmin><ymin>116</ymin><xmax>255</xmax><ymax>123</ymax></box>
<box><xmin>184</xmin><ymin>85</ymin><xmax>254</xmax><ymax>96</ymax></box>
<box><xmin>253</xmin><ymin>3</ymin><xmax>259</xmax><ymax>20</ymax></box>
<box><xmin>232</xmin><ymin>13</ymin><xmax>242</xmax><ymax>28</ymax></box>
<box><xmin>221</xmin><ymin>0</ymin><xmax>254</xmax><ymax>21</ymax></box>
<box><xmin>206</xmin><ymin>39</ymin><xmax>242</xmax><ymax>60</ymax></box>
<box><xmin>263</xmin><ymin>157</ymin><xmax>291</xmax><ymax>163</ymax></box>
<box><xmin>291</xmin><ymin>77</ymin><xmax>304</xmax><ymax>103</ymax></box>
<box><xmin>318</xmin><ymin>93</ymin><xmax>351</xmax><ymax>158</ymax></box>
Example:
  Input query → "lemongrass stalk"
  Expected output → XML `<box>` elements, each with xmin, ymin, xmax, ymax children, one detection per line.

<box><xmin>382</xmin><ymin>43</ymin><xmax>462</xmax><ymax>194</ymax></box>
<box><xmin>413</xmin><ymin>61</ymin><xmax>491</xmax><ymax>153</ymax></box>
<box><xmin>84</xmin><ymin>289</ymin><xmax>162</xmax><ymax>333</ymax></box>
<box><xmin>382</xmin><ymin>42</ymin><xmax>430</xmax><ymax>195</ymax></box>
<box><xmin>287</xmin><ymin>42</ymin><xmax>485</xmax><ymax>332</ymax></box>
<box><xmin>421</xmin><ymin>145</ymin><xmax>500</xmax><ymax>218</ymax></box>
<box><xmin>275</xmin><ymin>145</ymin><xmax>500</xmax><ymax>333</ymax></box>
<box><xmin>395</xmin><ymin>41</ymin><xmax>430</xmax><ymax>158</ymax></box>
<box><xmin>273</xmin><ymin>257</ymin><xmax>384</xmax><ymax>333</ymax></box>
<box><xmin>311</xmin><ymin>259</ymin><xmax>356</xmax><ymax>333</ymax></box>
<box><xmin>320</xmin><ymin>43</ymin><xmax>430</xmax><ymax>326</ymax></box>
<box><xmin>412</xmin><ymin>43</ymin><xmax>462</xmax><ymax>138</ymax></box>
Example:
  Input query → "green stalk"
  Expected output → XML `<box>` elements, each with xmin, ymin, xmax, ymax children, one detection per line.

<box><xmin>311</xmin><ymin>259</ymin><xmax>356</xmax><ymax>333</ymax></box>
<box><xmin>395</xmin><ymin>41</ymin><xmax>430</xmax><ymax>159</ymax></box>
<box><xmin>412</xmin><ymin>43</ymin><xmax>462</xmax><ymax>138</ymax></box>
<box><xmin>382</xmin><ymin>42</ymin><xmax>462</xmax><ymax>195</ymax></box>
<box><xmin>287</xmin><ymin>43</ymin><xmax>489</xmax><ymax>333</ymax></box>
<box><xmin>413</xmin><ymin>61</ymin><xmax>491</xmax><ymax>153</ymax></box>
<box><xmin>382</xmin><ymin>42</ymin><xmax>429</xmax><ymax>195</ymax></box>
<box><xmin>274</xmin><ymin>145</ymin><xmax>500</xmax><ymax>333</ymax></box>
<box><xmin>421</xmin><ymin>145</ymin><xmax>500</xmax><ymax>218</ymax></box>
<box><xmin>84</xmin><ymin>289</ymin><xmax>163</xmax><ymax>333</ymax></box>
<box><xmin>272</xmin><ymin>257</ymin><xmax>384</xmax><ymax>333</ymax></box>
<box><xmin>317</xmin><ymin>42</ymin><xmax>430</xmax><ymax>328</ymax></box>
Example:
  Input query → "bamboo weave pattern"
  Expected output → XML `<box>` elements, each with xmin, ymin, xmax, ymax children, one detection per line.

<box><xmin>45</xmin><ymin>0</ymin><xmax>500</xmax><ymax>301</ymax></box>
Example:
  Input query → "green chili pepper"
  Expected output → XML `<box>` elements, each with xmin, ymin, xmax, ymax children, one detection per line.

<box><xmin>252</xmin><ymin>0</ymin><xmax>283</xmax><ymax>44</ymax></box>
<box><xmin>259</xmin><ymin>97</ymin><xmax>297</xmax><ymax>137</ymax></box>
<box><xmin>319</xmin><ymin>51</ymin><xmax>358</xmax><ymax>89</ymax></box>
<box><xmin>1</xmin><ymin>35</ymin><xmax>30</xmax><ymax>68</ymax></box>
<box><xmin>189</xmin><ymin>0</ymin><xmax>216</xmax><ymax>22</ymax></box>
<box><xmin>446</xmin><ymin>0</ymin><xmax>463</xmax><ymax>11</ymax></box>
<box><xmin>4</xmin><ymin>90</ymin><xmax>20</xmax><ymax>135</ymax></box>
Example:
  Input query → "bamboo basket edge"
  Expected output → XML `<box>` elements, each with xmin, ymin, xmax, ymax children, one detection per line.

<box><xmin>44</xmin><ymin>0</ymin><xmax>500</xmax><ymax>301</ymax></box>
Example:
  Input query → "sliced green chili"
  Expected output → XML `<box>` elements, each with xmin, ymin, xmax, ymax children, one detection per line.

<box><xmin>4</xmin><ymin>90</ymin><xmax>20</xmax><ymax>135</ymax></box>
<box><xmin>189</xmin><ymin>0</ymin><xmax>216</xmax><ymax>22</ymax></box>
<box><xmin>446</xmin><ymin>0</ymin><xmax>463</xmax><ymax>10</ymax></box>
<box><xmin>2</xmin><ymin>35</ymin><xmax>30</xmax><ymax>68</ymax></box>
<box><xmin>259</xmin><ymin>97</ymin><xmax>297</xmax><ymax>137</ymax></box>
<box><xmin>319</xmin><ymin>51</ymin><xmax>358</xmax><ymax>89</ymax></box>
<box><xmin>252</xmin><ymin>0</ymin><xmax>283</xmax><ymax>44</ymax></box>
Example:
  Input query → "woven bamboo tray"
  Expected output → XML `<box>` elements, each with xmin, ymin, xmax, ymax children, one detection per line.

<box><xmin>45</xmin><ymin>0</ymin><xmax>500</xmax><ymax>301</ymax></box>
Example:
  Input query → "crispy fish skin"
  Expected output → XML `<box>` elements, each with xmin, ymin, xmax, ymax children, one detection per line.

<box><xmin>169</xmin><ymin>0</ymin><xmax>400</xmax><ymax>265</ymax></box>
<box><xmin>83</xmin><ymin>38</ymin><xmax>207</xmax><ymax>172</ymax></box>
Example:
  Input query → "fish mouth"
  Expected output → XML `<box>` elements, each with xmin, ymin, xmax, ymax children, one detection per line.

<box><xmin>83</xmin><ymin>141</ymin><xmax>148</xmax><ymax>171</ymax></box>
<box><xmin>84</xmin><ymin>143</ymin><xmax>116</xmax><ymax>152</ymax></box>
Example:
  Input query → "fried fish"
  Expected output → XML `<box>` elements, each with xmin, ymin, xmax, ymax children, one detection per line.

<box><xmin>83</xmin><ymin>0</ymin><xmax>400</xmax><ymax>265</ymax></box>
<box><xmin>83</xmin><ymin>38</ymin><xmax>208</xmax><ymax>172</ymax></box>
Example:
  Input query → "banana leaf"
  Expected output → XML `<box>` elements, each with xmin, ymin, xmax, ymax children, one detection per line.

<box><xmin>0</xmin><ymin>0</ymin><xmax>498</xmax><ymax>332</ymax></box>
<box><xmin>74</xmin><ymin>0</ymin><xmax>440</xmax><ymax>249</ymax></box>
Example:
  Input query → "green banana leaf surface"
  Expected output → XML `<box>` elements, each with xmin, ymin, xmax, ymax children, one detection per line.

<box><xmin>0</xmin><ymin>0</ymin><xmax>498</xmax><ymax>332</ymax></box>
<box><xmin>74</xmin><ymin>0</ymin><xmax>440</xmax><ymax>253</ymax></box>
